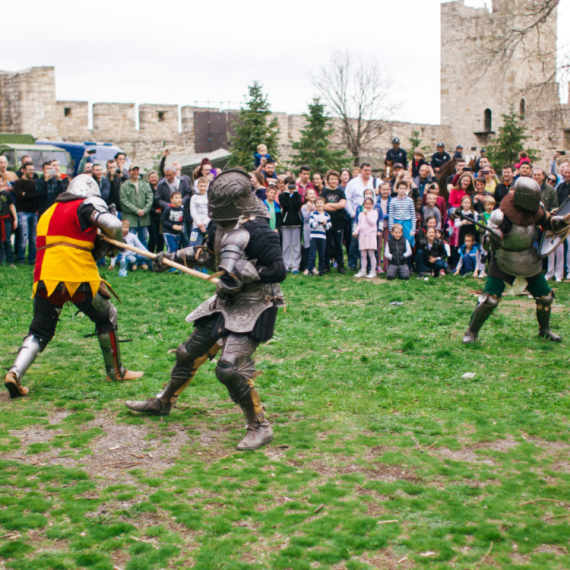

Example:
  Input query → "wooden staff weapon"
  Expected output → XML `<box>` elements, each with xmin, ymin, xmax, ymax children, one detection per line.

<box><xmin>102</xmin><ymin>236</ymin><xmax>220</xmax><ymax>284</ymax></box>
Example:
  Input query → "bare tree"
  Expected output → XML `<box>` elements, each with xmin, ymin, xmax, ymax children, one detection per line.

<box><xmin>312</xmin><ymin>50</ymin><xmax>397</xmax><ymax>166</ymax></box>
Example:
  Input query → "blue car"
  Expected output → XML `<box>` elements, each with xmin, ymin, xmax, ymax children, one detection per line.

<box><xmin>36</xmin><ymin>141</ymin><xmax>127</xmax><ymax>177</ymax></box>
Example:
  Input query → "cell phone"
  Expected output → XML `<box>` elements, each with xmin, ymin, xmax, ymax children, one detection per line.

<box><xmin>463</xmin><ymin>166</ymin><xmax>472</xmax><ymax>172</ymax></box>
<box><xmin>87</xmin><ymin>149</ymin><xmax>96</xmax><ymax>155</ymax></box>
<box><xmin>558</xmin><ymin>151</ymin><xmax>566</xmax><ymax>156</ymax></box>
<box><xmin>49</xmin><ymin>169</ymin><xmax>56</xmax><ymax>175</ymax></box>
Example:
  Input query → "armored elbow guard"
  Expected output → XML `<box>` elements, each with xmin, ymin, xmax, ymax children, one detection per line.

<box><xmin>218</xmin><ymin>227</ymin><xmax>250</xmax><ymax>276</ymax></box>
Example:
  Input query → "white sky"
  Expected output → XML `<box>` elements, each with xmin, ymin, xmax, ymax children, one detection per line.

<box><xmin>2</xmin><ymin>0</ymin><xmax>569</xmax><ymax>126</ymax></box>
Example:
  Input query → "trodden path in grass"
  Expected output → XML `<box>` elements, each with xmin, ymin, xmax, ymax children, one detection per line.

<box><xmin>1</xmin><ymin>266</ymin><xmax>570</xmax><ymax>569</ymax></box>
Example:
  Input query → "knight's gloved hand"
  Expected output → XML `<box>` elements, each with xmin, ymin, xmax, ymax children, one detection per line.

<box><xmin>216</xmin><ymin>274</ymin><xmax>242</xmax><ymax>299</ymax></box>
<box><xmin>92</xmin><ymin>235</ymin><xmax>117</xmax><ymax>261</ymax></box>
<box><xmin>152</xmin><ymin>251</ymin><xmax>175</xmax><ymax>273</ymax></box>
<box><xmin>488</xmin><ymin>229</ymin><xmax>503</xmax><ymax>251</ymax></box>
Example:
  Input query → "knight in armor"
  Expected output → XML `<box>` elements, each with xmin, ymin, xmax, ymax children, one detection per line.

<box><xmin>4</xmin><ymin>175</ymin><xmax>143</xmax><ymax>399</ymax></box>
<box><xmin>463</xmin><ymin>177</ymin><xmax>570</xmax><ymax>344</ymax></box>
<box><xmin>124</xmin><ymin>170</ymin><xmax>287</xmax><ymax>451</ymax></box>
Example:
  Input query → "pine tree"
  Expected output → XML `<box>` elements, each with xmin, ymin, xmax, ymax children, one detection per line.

<box><xmin>290</xmin><ymin>98</ymin><xmax>350</xmax><ymax>173</ymax></box>
<box><xmin>228</xmin><ymin>81</ymin><xmax>280</xmax><ymax>171</ymax></box>
<box><xmin>408</xmin><ymin>130</ymin><xmax>432</xmax><ymax>157</ymax></box>
<box><xmin>486</xmin><ymin>109</ymin><xmax>540</xmax><ymax>169</ymax></box>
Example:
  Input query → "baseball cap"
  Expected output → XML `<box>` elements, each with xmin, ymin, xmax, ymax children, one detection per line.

<box><xmin>393</xmin><ymin>163</ymin><xmax>404</xmax><ymax>169</ymax></box>
<box><xmin>392</xmin><ymin>137</ymin><xmax>400</xmax><ymax>144</ymax></box>
<box><xmin>129</xmin><ymin>164</ymin><xmax>140</xmax><ymax>171</ymax></box>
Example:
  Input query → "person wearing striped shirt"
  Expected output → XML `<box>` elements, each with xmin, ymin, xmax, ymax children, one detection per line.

<box><xmin>389</xmin><ymin>181</ymin><xmax>417</xmax><ymax>247</ymax></box>
<box><xmin>308</xmin><ymin>195</ymin><xmax>332</xmax><ymax>276</ymax></box>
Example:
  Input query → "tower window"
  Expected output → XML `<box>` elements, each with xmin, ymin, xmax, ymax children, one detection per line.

<box><xmin>484</xmin><ymin>109</ymin><xmax>492</xmax><ymax>132</ymax></box>
<box><xmin>64</xmin><ymin>107</ymin><xmax>72</xmax><ymax>117</ymax></box>
<box><xmin>519</xmin><ymin>98</ymin><xmax>526</xmax><ymax>120</ymax></box>
<box><xmin>158</xmin><ymin>111</ymin><xmax>166</xmax><ymax>122</ymax></box>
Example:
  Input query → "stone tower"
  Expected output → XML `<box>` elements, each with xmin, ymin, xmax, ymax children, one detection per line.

<box><xmin>440</xmin><ymin>0</ymin><xmax>559</xmax><ymax>154</ymax></box>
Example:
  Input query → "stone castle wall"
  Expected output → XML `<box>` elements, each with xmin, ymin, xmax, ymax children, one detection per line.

<box><xmin>1</xmin><ymin>1</ymin><xmax>567</xmax><ymax>172</ymax></box>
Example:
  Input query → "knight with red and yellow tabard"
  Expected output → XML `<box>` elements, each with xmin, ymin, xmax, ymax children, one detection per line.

<box><xmin>4</xmin><ymin>175</ymin><xmax>143</xmax><ymax>399</ymax></box>
<box><xmin>463</xmin><ymin>177</ymin><xmax>570</xmax><ymax>344</ymax></box>
<box><xmin>125</xmin><ymin>170</ymin><xmax>287</xmax><ymax>451</ymax></box>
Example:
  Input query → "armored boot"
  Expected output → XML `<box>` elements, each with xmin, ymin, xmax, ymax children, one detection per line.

<box><xmin>463</xmin><ymin>293</ymin><xmax>499</xmax><ymax>344</ymax></box>
<box><xmin>4</xmin><ymin>335</ymin><xmax>44</xmax><ymax>398</ymax></box>
<box><xmin>536</xmin><ymin>292</ymin><xmax>562</xmax><ymax>342</ymax></box>
<box><xmin>236</xmin><ymin>387</ymin><xmax>273</xmax><ymax>451</ymax></box>
<box><xmin>98</xmin><ymin>330</ymin><xmax>144</xmax><ymax>382</ymax></box>
<box><xmin>125</xmin><ymin>342</ymin><xmax>221</xmax><ymax>416</ymax></box>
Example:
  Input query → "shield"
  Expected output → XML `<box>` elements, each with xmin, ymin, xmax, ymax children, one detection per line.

<box><xmin>539</xmin><ymin>198</ymin><xmax>570</xmax><ymax>257</ymax></box>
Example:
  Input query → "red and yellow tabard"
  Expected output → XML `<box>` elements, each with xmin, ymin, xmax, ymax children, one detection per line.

<box><xmin>33</xmin><ymin>199</ymin><xmax>101</xmax><ymax>298</ymax></box>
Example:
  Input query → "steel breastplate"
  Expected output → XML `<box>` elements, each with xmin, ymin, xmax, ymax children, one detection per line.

<box><xmin>496</xmin><ymin>222</ymin><xmax>541</xmax><ymax>277</ymax></box>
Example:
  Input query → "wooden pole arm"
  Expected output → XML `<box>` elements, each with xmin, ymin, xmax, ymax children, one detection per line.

<box><xmin>101</xmin><ymin>236</ymin><xmax>219</xmax><ymax>284</ymax></box>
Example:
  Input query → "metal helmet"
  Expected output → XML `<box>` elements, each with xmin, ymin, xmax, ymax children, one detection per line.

<box><xmin>208</xmin><ymin>169</ymin><xmax>269</xmax><ymax>221</ymax></box>
<box><xmin>514</xmin><ymin>177</ymin><xmax>541</xmax><ymax>212</ymax></box>
<box><xmin>67</xmin><ymin>174</ymin><xmax>101</xmax><ymax>198</ymax></box>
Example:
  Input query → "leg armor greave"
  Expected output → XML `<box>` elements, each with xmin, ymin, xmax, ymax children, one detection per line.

<box><xmin>463</xmin><ymin>293</ymin><xmax>499</xmax><ymax>344</ymax></box>
<box><xmin>215</xmin><ymin>335</ymin><xmax>259</xmax><ymax>404</ymax></box>
<box><xmin>536</xmin><ymin>292</ymin><xmax>562</xmax><ymax>342</ymax></box>
<box><xmin>5</xmin><ymin>335</ymin><xmax>46</xmax><ymax>398</ymax></box>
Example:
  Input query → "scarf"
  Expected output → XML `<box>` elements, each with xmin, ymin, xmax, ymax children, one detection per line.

<box><xmin>500</xmin><ymin>192</ymin><xmax>543</xmax><ymax>227</ymax></box>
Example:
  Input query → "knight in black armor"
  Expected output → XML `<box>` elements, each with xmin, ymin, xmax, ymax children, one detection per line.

<box><xmin>124</xmin><ymin>170</ymin><xmax>286</xmax><ymax>451</ymax></box>
<box><xmin>463</xmin><ymin>177</ymin><xmax>570</xmax><ymax>344</ymax></box>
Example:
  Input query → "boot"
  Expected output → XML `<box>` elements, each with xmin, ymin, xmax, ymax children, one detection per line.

<box><xmin>236</xmin><ymin>388</ymin><xmax>273</xmax><ymax>451</ymax></box>
<box><xmin>125</xmin><ymin>343</ymin><xmax>221</xmax><ymax>415</ymax></box>
<box><xmin>536</xmin><ymin>292</ymin><xmax>562</xmax><ymax>342</ymax></box>
<box><xmin>463</xmin><ymin>293</ymin><xmax>499</xmax><ymax>344</ymax></box>
<box><xmin>98</xmin><ymin>331</ymin><xmax>144</xmax><ymax>382</ymax></box>
<box><xmin>4</xmin><ymin>335</ymin><xmax>43</xmax><ymax>399</ymax></box>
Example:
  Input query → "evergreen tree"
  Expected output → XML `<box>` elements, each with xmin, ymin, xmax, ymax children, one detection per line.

<box><xmin>228</xmin><ymin>81</ymin><xmax>280</xmax><ymax>171</ymax></box>
<box><xmin>408</xmin><ymin>130</ymin><xmax>432</xmax><ymax>156</ymax></box>
<box><xmin>290</xmin><ymin>98</ymin><xmax>350</xmax><ymax>173</ymax></box>
<box><xmin>486</xmin><ymin>109</ymin><xmax>540</xmax><ymax>169</ymax></box>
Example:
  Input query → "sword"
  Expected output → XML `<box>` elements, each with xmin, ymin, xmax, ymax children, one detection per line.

<box><xmin>457</xmin><ymin>213</ymin><xmax>503</xmax><ymax>240</ymax></box>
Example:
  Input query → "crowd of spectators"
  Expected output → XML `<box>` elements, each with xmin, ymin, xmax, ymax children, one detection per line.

<box><xmin>1</xmin><ymin>140</ymin><xmax>569</xmax><ymax>284</ymax></box>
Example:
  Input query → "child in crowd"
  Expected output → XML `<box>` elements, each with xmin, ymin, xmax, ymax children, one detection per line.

<box><xmin>0</xmin><ymin>173</ymin><xmax>17</xmax><ymax>267</ymax></box>
<box><xmin>422</xmin><ymin>192</ymin><xmax>442</xmax><ymax>229</ymax></box>
<box><xmin>114</xmin><ymin>220</ymin><xmax>149</xmax><ymax>277</ymax></box>
<box><xmin>263</xmin><ymin>184</ymin><xmax>282</xmax><ymax>232</ymax></box>
<box><xmin>482</xmin><ymin>195</ymin><xmax>495</xmax><ymax>224</ymax></box>
<box><xmin>385</xmin><ymin>224</ymin><xmax>412</xmax><ymax>280</ymax></box>
<box><xmin>254</xmin><ymin>143</ymin><xmax>272</xmax><ymax>168</ymax></box>
<box><xmin>410</xmin><ymin>149</ymin><xmax>428</xmax><ymax>178</ymax></box>
<box><xmin>162</xmin><ymin>191</ymin><xmax>185</xmax><ymax>253</ymax></box>
<box><xmin>436</xmin><ymin>228</ymin><xmax>451</xmax><ymax>263</ymax></box>
<box><xmin>301</xmin><ymin>188</ymin><xmax>317</xmax><ymax>275</ymax></box>
<box><xmin>190</xmin><ymin>177</ymin><xmax>210</xmax><ymax>246</ymax></box>
<box><xmin>454</xmin><ymin>233</ymin><xmax>481</xmax><ymax>277</ymax></box>
<box><xmin>416</xmin><ymin>226</ymin><xmax>449</xmax><ymax>278</ymax></box>
<box><xmin>422</xmin><ymin>182</ymin><xmax>447</xmax><ymax>227</ymax></box>
<box><xmin>353</xmin><ymin>197</ymin><xmax>379</xmax><ymax>279</ymax></box>
<box><xmin>415</xmin><ymin>197</ymin><xmax>424</xmax><ymax>232</ymax></box>
<box><xmin>389</xmin><ymin>181</ymin><xmax>416</xmax><ymax>247</ymax></box>
<box><xmin>450</xmin><ymin>195</ymin><xmax>477</xmax><ymax>267</ymax></box>
<box><xmin>308</xmin><ymin>195</ymin><xmax>331</xmax><ymax>277</ymax></box>
<box><xmin>377</xmin><ymin>182</ymin><xmax>391</xmax><ymax>273</ymax></box>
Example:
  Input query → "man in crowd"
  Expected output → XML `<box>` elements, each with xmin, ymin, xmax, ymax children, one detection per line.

<box><xmin>389</xmin><ymin>163</ymin><xmax>404</xmax><ymax>191</ymax></box>
<box><xmin>446</xmin><ymin>158</ymin><xmax>466</xmax><ymax>192</ymax></box>
<box><xmin>92</xmin><ymin>164</ymin><xmax>111</xmax><ymax>205</ymax></box>
<box><xmin>106</xmin><ymin>159</ymin><xmax>124</xmax><ymax>213</ymax></box>
<box><xmin>36</xmin><ymin>161</ymin><xmax>65</xmax><ymax>216</ymax></box>
<box><xmin>518</xmin><ymin>162</ymin><xmax>533</xmax><ymax>179</ymax></box>
<box><xmin>120</xmin><ymin>165</ymin><xmax>152</xmax><ymax>248</ymax></box>
<box><xmin>533</xmin><ymin>168</ymin><xmax>558</xmax><ymax>213</ymax></box>
<box><xmin>12</xmin><ymin>163</ymin><xmax>38</xmax><ymax>265</ymax></box>
<box><xmin>430</xmin><ymin>142</ymin><xmax>451</xmax><ymax>173</ymax></box>
<box><xmin>386</xmin><ymin>137</ymin><xmax>408</xmax><ymax>170</ymax></box>
<box><xmin>261</xmin><ymin>159</ymin><xmax>278</xmax><ymax>186</ymax></box>
<box><xmin>296</xmin><ymin>165</ymin><xmax>315</xmax><ymax>201</ymax></box>
<box><xmin>345</xmin><ymin>163</ymin><xmax>380</xmax><ymax>270</ymax></box>
<box><xmin>413</xmin><ymin>164</ymin><xmax>438</xmax><ymax>198</ymax></box>
<box><xmin>453</xmin><ymin>144</ymin><xmax>464</xmax><ymax>160</ymax></box>
<box><xmin>115</xmin><ymin>152</ymin><xmax>129</xmax><ymax>178</ymax></box>
<box><xmin>494</xmin><ymin>165</ymin><xmax>515</xmax><ymax>206</ymax></box>
<box><xmin>0</xmin><ymin>155</ymin><xmax>18</xmax><ymax>184</ymax></box>
<box><xmin>321</xmin><ymin>170</ymin><xmax>347</xmax><ymax>274</ymax></box>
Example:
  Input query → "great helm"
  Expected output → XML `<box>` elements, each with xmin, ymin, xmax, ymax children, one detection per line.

<box><xmin>208</xmin><ymin>169</ymin><xmax>269</xmax><ymax>222</ymax></box>
<box><xmin>514</xmin><ymin>177</ymin><xmax>541</xmax><ymax>212</ymax></box>
<box><xmin>67</xmin><ymin>174</ymin><xmax>101</xmax><ymax>198</ymax></box>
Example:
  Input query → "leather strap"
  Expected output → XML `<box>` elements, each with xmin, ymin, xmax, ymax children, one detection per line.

<box><xmin>37</xmin><ymin>242</ymin><xmax>92</xmax><ymax>253</ymax></box>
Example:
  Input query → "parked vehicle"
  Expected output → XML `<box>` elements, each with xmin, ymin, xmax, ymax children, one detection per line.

<box><xmin>0</xmin><ymin>143</ymin><xmax>72</xmax><ymax>174</ymax></box>
<box><xmin>36</xmin><ymin>141</ymin><xmax>127</xmax><ymax>177</ymax></box>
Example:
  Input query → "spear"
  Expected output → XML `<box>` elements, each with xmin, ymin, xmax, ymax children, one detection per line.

<box><xmin>101</xmin><ymin>236</ymin><xmax>220</xmax><ymax>284</ymax></box>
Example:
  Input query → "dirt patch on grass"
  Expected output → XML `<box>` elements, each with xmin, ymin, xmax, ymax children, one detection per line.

<box><xmin>471</xmin><ymin>436</ymin><xmax>519</xmax><ymax>452</ymax></box>
<box><xmin>306</xmin><ymin>456</ymin><xmax>417</xmax><ymax>482</ymax></box>
<box><xmin>346</xmin><ymin>548</ymin><xmax>415</xmax><ymax>569</ymax></box>
<box><xmin>430</xmin><ymin>447</ymin><xmax>496</xmax><ymax>465</ymax></box>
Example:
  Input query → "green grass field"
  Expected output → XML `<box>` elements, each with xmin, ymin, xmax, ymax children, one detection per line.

<box><xmin>1</xmin><ymin>265</ymin><xmax>570</xmax><ymax>569</ymax></box>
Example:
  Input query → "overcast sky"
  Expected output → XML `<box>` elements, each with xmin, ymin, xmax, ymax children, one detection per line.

<box><xmin>2</xmin><ymin>0</ymin><xmax>569</xmax><ymax>127</ymax></box>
